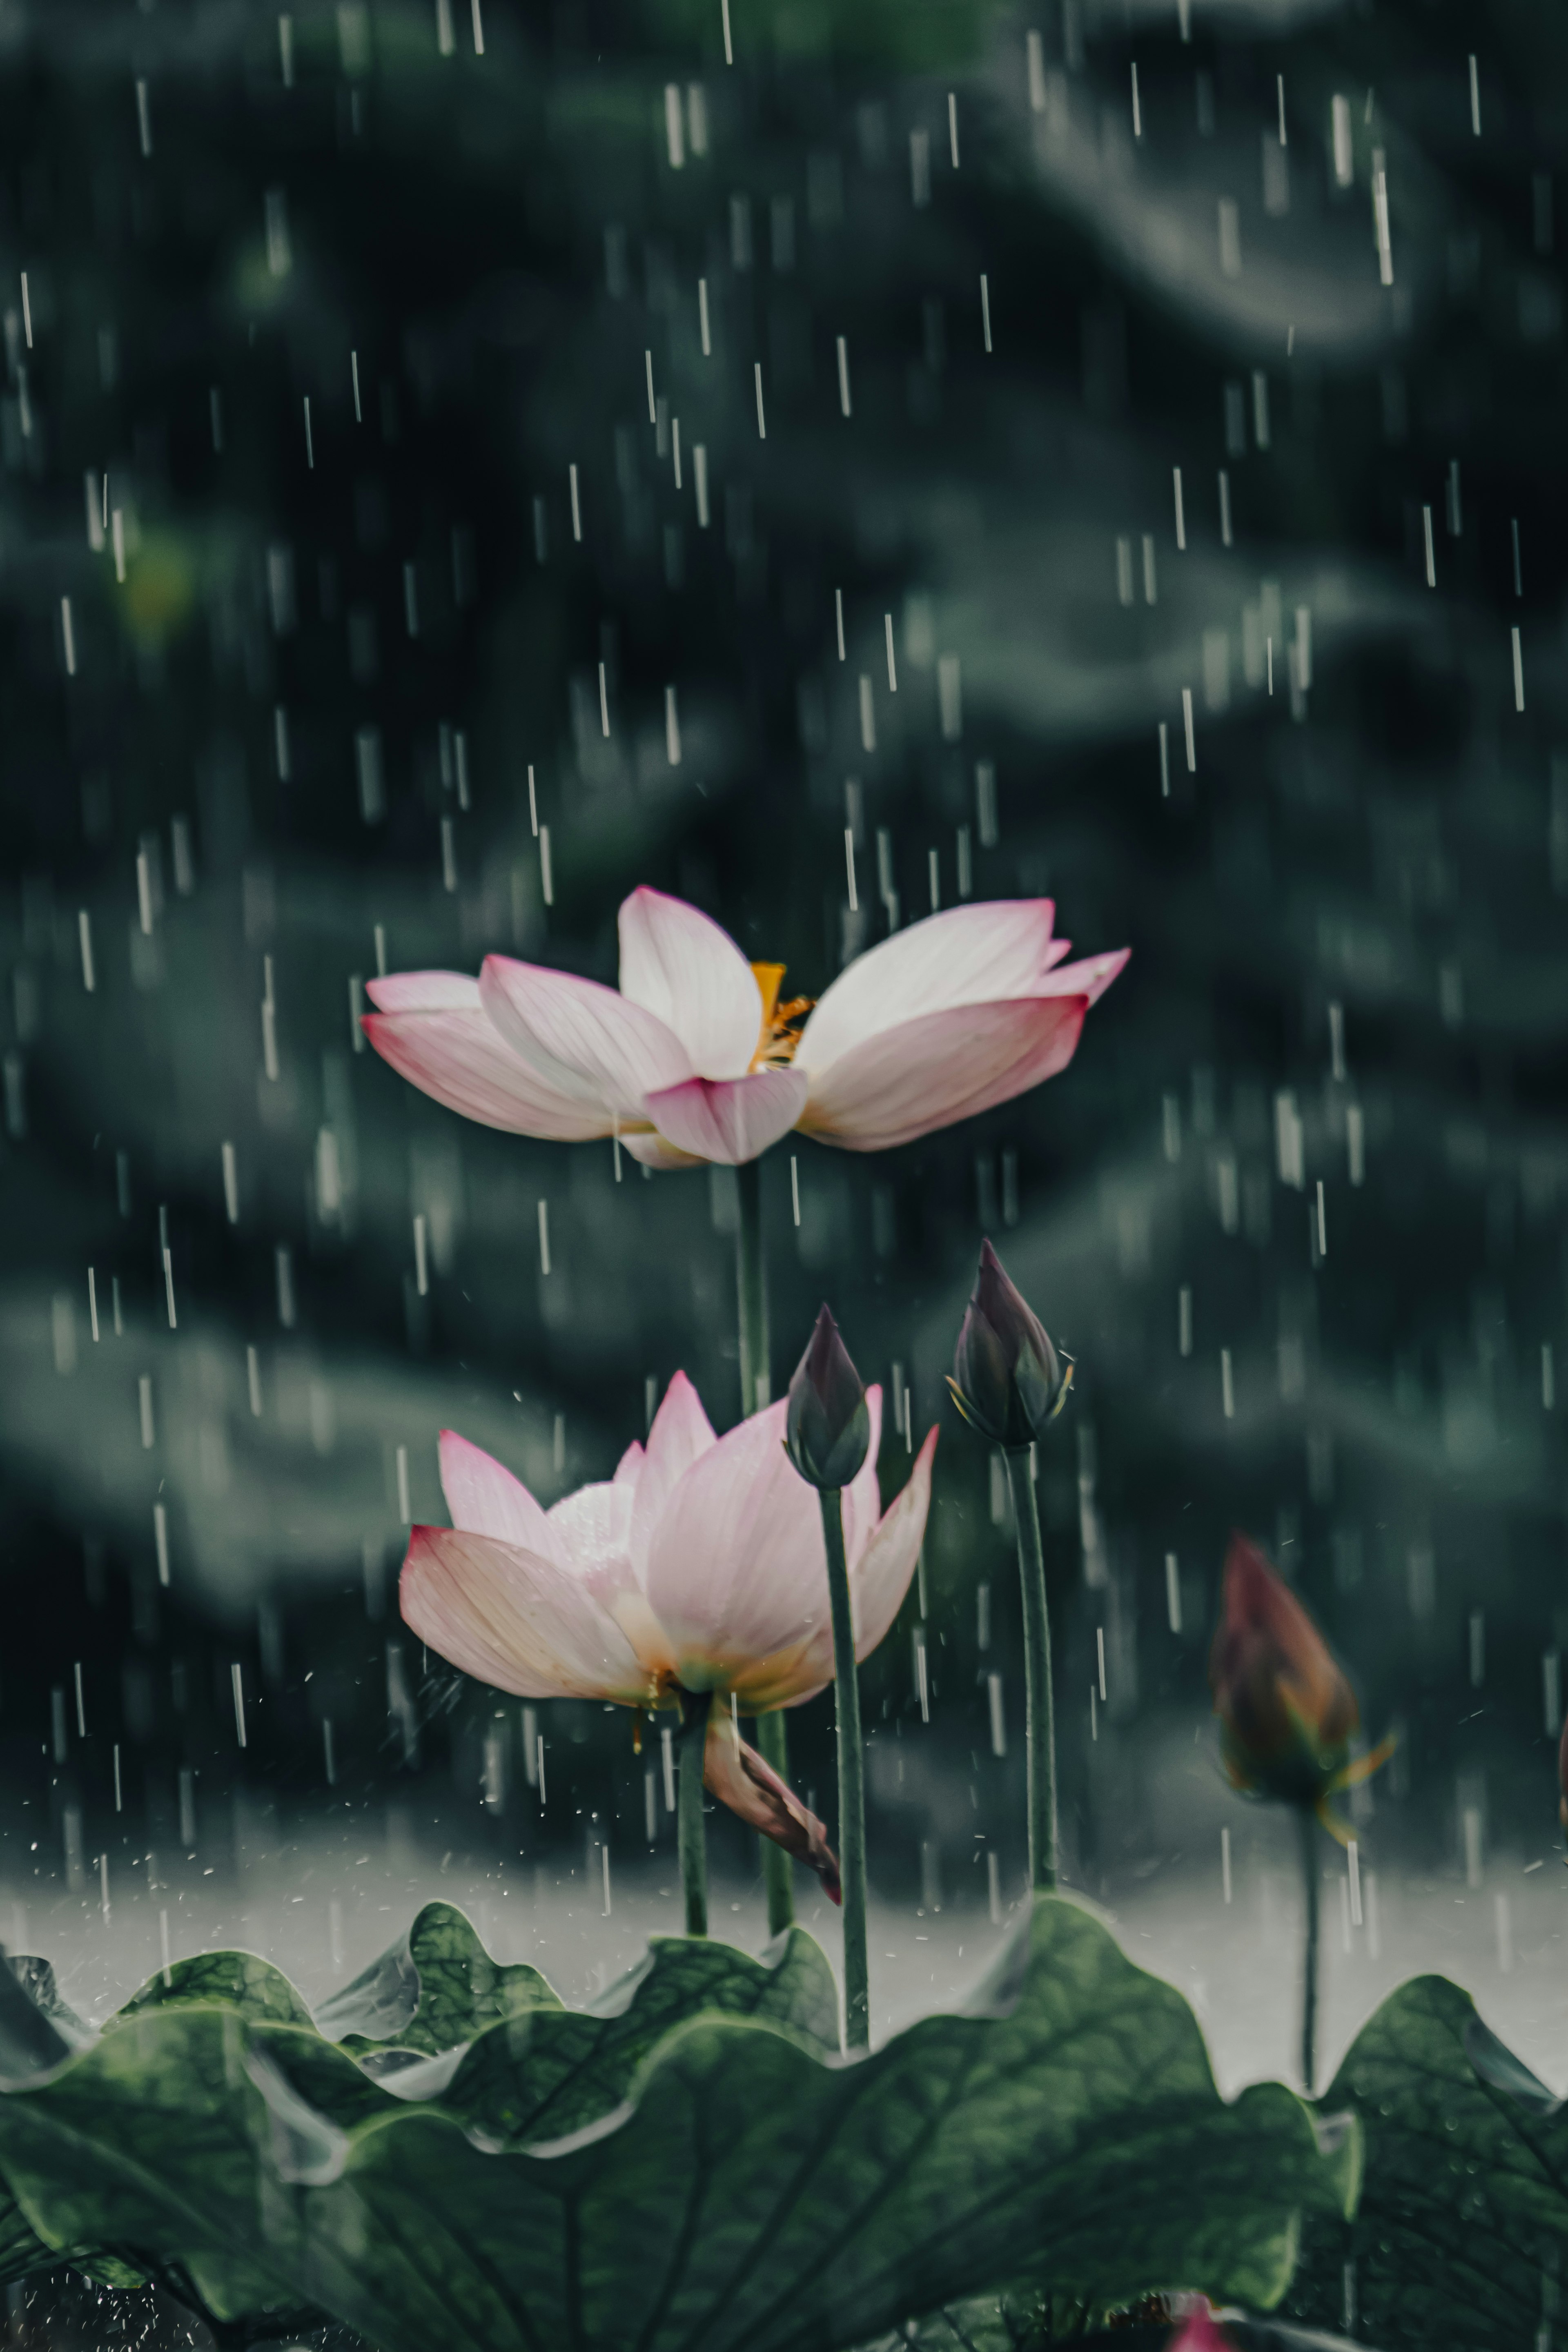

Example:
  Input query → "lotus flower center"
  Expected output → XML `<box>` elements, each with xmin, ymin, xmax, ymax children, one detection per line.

<box><xmin>750</xmin><ymin>963</ymin><xmax>814</xmax><ymax>1071</ymax></box>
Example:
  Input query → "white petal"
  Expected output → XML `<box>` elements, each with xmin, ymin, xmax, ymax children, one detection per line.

<box><xmin>399</xmin><ymin>1527</ymin><xmax>645</xmax><ymax>1702</ymax></box>
<box><xmin>798</xmin><ymin>994</ymin><xmax>1088</xmax><ymax>1154</ymax></box>
<box><xmin>366</xmin><ymin>971</ymin><xmax>488</xmax><ymax>1013</ymax></box>
<box><xmin>850</xmin><ymin>1427</ymin><xmax>937</xmax><ymax>1659</ymax></box>
<box><xmin>1035</xmin><ymin>947</ymin><xmax>1130</xmax><ymax>1006</ymax></box>
<box><xmin>617</xmin><ymin>887</ymin><xmax>762</xmax><ymax>1081</ymax></box>
<box><xmin>546</xmin><ymin>1480</ymin><xmax>637</xmax><ymax>1610</ymax></box>
<box><xmin>629</xmin><ymin>1373</ymin><xmax>718</xmax><ymax>1575</ymax></box>
<box><xmin>479</xmin><ymin>955</ymin><xmax>690</xmax><ymax>1118</ymax></box>
<box><xmin>618</xmin><ymin>1128</ymin><xmax>706</xmax><ymax>1172</ymax></box>
<box><xmin>643</xmin><ymin>1401</ymin><xmax>831</xmax><ymax>1702</ymax></box>
<box><xmin>438</xmin><ymin>1432</ymin><xmax>563</xmax><ymax>1561</ymax></box>
<box><xmin>542</xmin><ymin>1479</ymin><xmax>679</xmax><ymax>1684</ymax></box>
<box><xmin>795</xmin><ymin>900</ymin><xmax>1060</xmax><ymax>1077</ymax></box>
<box><xmin>644</xmin><ymin>1070</ymin><xmax>808</xmax><ymax>1165</ymax></box>
<box><xmin>362</xmin><ymin>974</ymin><xmax>609</xmax><ymax>1140</ymax></box>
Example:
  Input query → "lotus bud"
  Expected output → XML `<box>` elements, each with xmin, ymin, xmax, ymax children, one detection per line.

<box><xmin>785</xmin><ymin>1306</ymin><xmax>871</xmax><ymax>1491</ymax></box>
<box><xmin>1209</xmin><ymin>1533</ymin><xmax>1360</xmax><ymax>1809</ymax></box>
<box><xmin>947</xmin><ymin>1240</ymin><xmax>1070</xmax><ymax>1453</ymax></box>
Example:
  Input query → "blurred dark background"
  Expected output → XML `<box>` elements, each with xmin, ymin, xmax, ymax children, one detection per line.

<box><xmin>0</xmin><ymin>0</ymin><xmax>1564</xmax><ymax>2082</ymax></box>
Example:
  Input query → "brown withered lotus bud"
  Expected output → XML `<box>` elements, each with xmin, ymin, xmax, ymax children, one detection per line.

<box><xmin>1209</xmin><ymin>1532</ymin><xmax>1360</xmax><ymax>1809</ymax></box>
<box><xmin>785</xmin><ymin>1305</ymin><xmax>871</xmax><ymax>1491</ymax></box>
<box><xmin>947</xmin><ymin>1240</ymin><xmax>1071</xmax><ymax>1453</ymax></box>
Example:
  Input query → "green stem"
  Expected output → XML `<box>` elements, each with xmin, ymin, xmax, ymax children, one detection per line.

<box><xmin>735</xmin><ymin>1156</ymin><xmax>771</xmax><ymax>1414</ymax></box>
<box><xmin>754</xmin><ymin>1710</ymin><xmax>795</xmax><ymax>1935</ymax></box>
<box><xmin>679</xmin><ymin>1693</ymin><xmax>711</xmax><ymax>1938</ymax></box>
<box><xmin>736</xmin><ymin>1157</ymin><xmax>795</xmax><ymax>1930</ymax></box>
<box><xmin>1298</xmin><ymin>1805</ymin><xmax>1320</xmax><ymax>2096</ymax></box>
<box><xmin>820</xmin><ymin>1486</ymin><xmax>869</xmax><ymax>2051</ymax></box>
<box><xmin>1005</xmin><ymin>1447</ymin><xmax>1058</xmax><ymax>1894</ymax></box>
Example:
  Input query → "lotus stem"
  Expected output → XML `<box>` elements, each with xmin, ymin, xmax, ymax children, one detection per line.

<box><xmin>753</xmin><ymin>1712</ymin><xmax>795</xmax><ymax>1934</ymax></box>
<box><xmin>735</xmin><ymin>1156</ymin><xmax>772</xmax><ymax>1415</ymax></box>
<box><xmin>736</xmin><ymin>1158</ymin><xmax>795</xmax><ymax>1933</ymax></box>
<box><xmin>1298</xmin><ymin>1804</ymin><xmax>1320</xmax><ymax>2095</ymax></box>
<box><xmin>820</xmin><ymin>1485</ymin><xmax>869</xmax><ymax>2050</ymax></box>
<box><xmin>1004</xmin><ymin>1446</ymin><xmax>1058</xmax><ymax>1894</ymax></box>
<box><xmin>679</xmin><ymin>1691</ymin><xmax>711</xmax><ymax>1938</ymax></box>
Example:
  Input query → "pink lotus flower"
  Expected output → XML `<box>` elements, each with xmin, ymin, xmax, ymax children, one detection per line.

<box><xmin>1165</xmin><ymin>2308</ymin><xmax>1234</xmax><ymax>2352</ymax></box>
<box><xmin>401</xmin><ymin>1372</ymin><xmax>937</xmax><ymax>1898</ymax></box>
<box><xmin>363</xmin><ymin>886</ymin><xmax>1127</xmax><ymax>1167</ymax></box>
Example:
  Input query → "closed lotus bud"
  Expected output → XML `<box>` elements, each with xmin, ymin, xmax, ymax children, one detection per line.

<box><xmin>947</xmin><ymin>1239</ymin><xmax>1070</xmax><ymax>1452</ymax></box>
<box><xmin>785</xmin><ymin>1305</ymin><xmax>871</xmax><ymax>1491</ymax></box>
<box><xmin>1209</xmin><ymin>1532</ymin><xmax>1360</xmax><ymax>1808</ymax></box>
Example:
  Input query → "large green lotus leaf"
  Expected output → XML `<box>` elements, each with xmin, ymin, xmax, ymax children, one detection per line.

<box><xmin>0</xmin><ymin>2183</ymin><xmax>138</xmax><ymax>2293</ymax></box>
<box><xmin>436</xmin><ymin>1925</ymin><xmax>840</xmax><ymax>2146</ymax></box>
<box><xmin>0</xmin><ymin>1952</ymin><xmax>140</xmax><ymax>2292</ymax></box>
<box><xmin>1285</xmin><ymin>1973</ymin><xmax>1568</xmax><ymax>2350</ymax></box>
<box><xmin>317</xmin><ymin>1901</ymin><xmax>560</xmax><ymax>2056</ymax></box>
<box><xmin>112</xmin><ymin>1949</ymin><xmax>318</xmax><ymax>2033</ymax></box>
<box><xmin>0</xmin><ymin>1897</ymin><xmax>1353</xmax><ymax>2352</ymax></box>
<box><xmin>0</xmin><ymin>2005</ymin><xmax>324</xmax><ymax>2325</ymax></box>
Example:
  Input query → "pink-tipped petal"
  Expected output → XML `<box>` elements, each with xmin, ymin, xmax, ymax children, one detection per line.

<box><xmin>1036</xmin><ymin>946</ymin><xmax>1130</xmax><ymax>1007</ymax></box>
<box><xmin>400</xmin><ymin>1526</ymin><xmax>645</xmax><ymax>1702</ymax></box>
<box><xmin>796</xmin><ymin>900</ymin><xmax>1060</xmax><ymax>1077</ymax></box>
<box><xmin>630</xmin><ymin>1373</ymin><xmax>718</xmax><ymax>1573</ymax></box>
<box><xmin>613</xmin><ymin>1440</ymin><xmax>645</xmax><ymax>1487</ymax></box>
<box><xmin>702</xmin><ymin>1707</ymin><xmax>840</xmax><ymax>1904</ymax></box>
<box><xmin>362</xmin><ymin>975</ymin><xmax>608</xmax><ymax>1142</ymax></box>
<box><xmin>365</xmin><ymin>971</ymin><xmax>488</xmax><ymax>1014</ymax></box>
<box><xmin>851</xmin><ymin>1425</ymin><xmax>938</xmax><ymax>1659</ymax></box>
<box><xmin>618</xmin><ymin>1127</ymin><xmax>706</xmax><ymax>1171</ymax></box>
<box><xmin>617</xmin><ymin>888</ymin><xmax>763</xmax><ymax>1082</ymax></box>
<box><xmin>643</xmin><ymin>1068</ymin><xmax>809</xmax><ymax>1166</ymax></box>
<box><xmin>786</xmin><ymin>1426</ymin><xmax>937</xmax><ymax>1698</ymax></box>
<box><xmin>479</xmin><ymin>955</ymin><xmax>691</xmax><ymax>1117</ymax></box>
<box><xmin>838</xmin><ymin>1385</ymin><xmax>885</xmax><ymax>1570</ymax></box>
<box><xmin>438</xmin><ymin>1432</ymin><xmax>563</xmax><ymax>1560</ymax></box>
<box><xmin>644</xmin><ymin>1401</ymin><xmax>832</xmax><ymax>1702</ymax></box>
<box><xmin>798</xmin><ymin>994</ymin><xmax>1089</xmax><ymax>1154</ymax></box>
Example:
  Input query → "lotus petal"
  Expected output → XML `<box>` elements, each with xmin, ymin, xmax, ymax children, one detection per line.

<box><xmin>617</xmin><ymin>887</ymin><xmax>762</xmax><ymax>1082</ymax></box>
<box><xmin>798</xmin><ymin>994</ymin><xmax>1089</xmax><ymax>1153</ymax></box>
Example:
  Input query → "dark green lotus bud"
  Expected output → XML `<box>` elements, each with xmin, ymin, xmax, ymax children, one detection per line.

<box><xmin>947</xmin><ymin>1240</ymin><xmax>1071</xmax><ymax>1452</ymax></box>
<box><xmin>785</xmin><ymin>1305</ymin><xmax>871</xmax><ymax>1490</ymax></box>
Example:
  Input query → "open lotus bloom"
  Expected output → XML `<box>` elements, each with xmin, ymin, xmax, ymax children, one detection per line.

<box><xmin>362</xmin><ymin>884</ymin><xmax>1127</xmax><ymax>1167</ymax></box>
<box><xmin>401</xmin><ymin>1373</ymin><xmax>938</xmax><ymax>1900</ymax></box>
